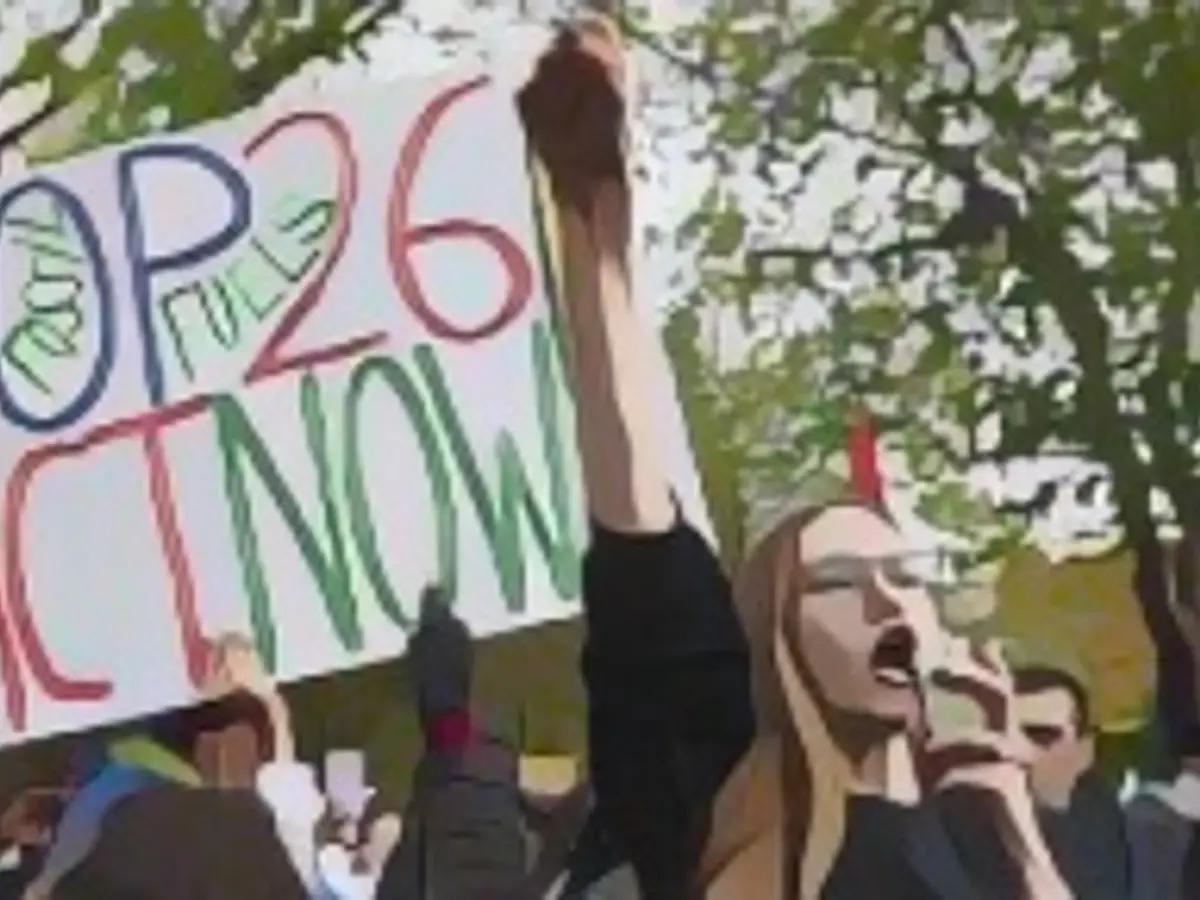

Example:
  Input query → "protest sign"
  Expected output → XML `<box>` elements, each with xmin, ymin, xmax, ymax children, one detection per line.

<box><xmin>0</xmin><ymin>70</ymin><xmax>707</xmax><ymax>746</ymax></box>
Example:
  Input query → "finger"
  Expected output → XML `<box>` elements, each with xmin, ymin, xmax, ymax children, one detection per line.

<box><xmin>575</xmin><ymin>14</ymin><xmax>622</xmax><ymax>51</ymax></box>
<box><xmin>924</xmin><ymin>731</ymin><xmax>1026</xmax><ymax>771</ymax></box>
<box><xmin>934</xmin><ymin>643</ymin><xmax>1010</xmax><ymax>695</ymax></box>
<box><xmin>928</xmin><ymin>669</ymin><xmax>1007</xmax><ymax>732</ymax></box>
<box><xmin>577</xmin><ymin>32</ymin><xmax>624</xmax><ymax>89</ymax></box>
<box><xmin>928</xmin><ymin>667</ymin><xmax>1006</xmax><ymax>703</ymax></box>
<box><xmin>923</xmin><ymin>739</ymin><xmax>1004</xmax><ymax>772</ymax></box>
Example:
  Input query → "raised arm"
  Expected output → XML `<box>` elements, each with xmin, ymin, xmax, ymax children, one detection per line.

<box><xmin>518</xmin><ymin>24</ymin><xmax>757</xmax><ymax>899</ymax></box>
<box><xmin>518</xmin><ymin>19</ymin><xmax>674</xmax><ymax>535</ymax></box>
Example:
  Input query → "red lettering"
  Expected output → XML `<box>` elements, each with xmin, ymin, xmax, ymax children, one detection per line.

<box><xmin>387</xmin><ymin>77</ymin><xmax>534</xmax><ymax>343</ymax></box>
<box><xmin>0</xmin><ymin>81</ymin><xmax>542</xmax><ymax>734</ymax></box>
<box><xmin>143</xmin><ymin>421</ymin><xmax>209</xmax><ymax>687</ymax></box>
<box><xmin>5</xmin><ymin>451</ymin><xmax>113</xmax><ymax>719</ymax></box>
<box><xmin>2</xmin><ymin>397</ymin><xmax>210</xmax><ymax>730</ymax></box>
<box><xmin>0</xmin><ymin>576</ymin><xmax>24</xmax><ymax>731</ymax></box>
<box><xmin>243</xmin><ymin>112</ymin><xmax>383</xmax><ymax>383</ymax></box>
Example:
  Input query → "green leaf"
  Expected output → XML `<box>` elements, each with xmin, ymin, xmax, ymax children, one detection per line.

<box><xmin>915</xmin><ymin>483</ymin><xmax>994</xmax><ymax>535</ymax></box>
<box><xmin>911</xmin><ymin>334</ymin><xmax>954</xmax><ymax>378</ymax></box>
<box><xmin>715</xmin><ymin>98</ymin><xmax>762</xmax><ymax>149</ymax></box>
<box><xmin>663</xmin><ymin>0</ymin><xmax>1200</xmax><ymax>578</ymax></box>
<box><xmin>704</xmin><ymin>204</ymin><xmax>747</xmax><ymax>258</ymax></box>
<box><xmin>15</xmin><ymin>0</ymin><xmax>404</xmax><ymax>160</ymax></box>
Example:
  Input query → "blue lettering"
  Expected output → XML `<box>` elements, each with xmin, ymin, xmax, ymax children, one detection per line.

<box><xmin>0</xmin><ymin>178</ymin><xmax>116</xmax><ymax>432</ymax></box>
<box><xmin>117</xmin><ymin>142</ymin><xmax>251</xmax><ymax>405</ymax></box>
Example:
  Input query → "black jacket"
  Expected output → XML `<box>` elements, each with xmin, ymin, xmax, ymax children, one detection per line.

<box><xmin>375</xmin><ymin>733</ymin><xmax>526</xmax><ymax>900</ymax></box>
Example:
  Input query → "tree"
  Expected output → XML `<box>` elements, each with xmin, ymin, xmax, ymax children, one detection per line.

<box><xmin>0</xmin><ymin>0</ymin><xmax>404</xmax><ymax>165</ymax></box>
<box><xmin>635</xmin><ymin>4</ymin><xmax>1200</xmax><ymax>745</ymax></box>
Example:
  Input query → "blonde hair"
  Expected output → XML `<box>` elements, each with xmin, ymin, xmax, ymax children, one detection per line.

<box><xmin>728</xmin><ymin>502</ymin><xmax>889</xmax><ymax>898</ymax></box>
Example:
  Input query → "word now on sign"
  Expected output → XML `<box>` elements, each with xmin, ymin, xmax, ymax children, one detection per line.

<box><xmin>0</xmin><ymin>71</ymin><xmax>620</xmax><ymax>747</ymax></box>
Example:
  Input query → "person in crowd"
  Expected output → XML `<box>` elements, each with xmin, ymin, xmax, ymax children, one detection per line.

<box><xmin>517</xmin><ymin>18</ymin><xmax>1075</xmax><ymax>899</ymax></box>
<box><xmin>0</xmin><ymin>788</ymin><xmax>64</xmax><ymax>898</ymax></box>
<box><xmin>31</xmin><ymin>634</ymin><xmax>327</xmax><ymax>900</ymax></box>
<box><xmin>317</xmin><ymin>793</ymin><xmax>403</xmax><ymax>898</ymax></box>
<box><xmin>1013</xmin><ymin>665</ymin><xmax>1130</xmax><ymax>899</ymax></box>
<box><xmin>358</xmin><ymin>806</ymin><xmax>404</xmax><ymax>887</ymax></box>
<box><xmin>374</xmin><ymin>586</ymin><xmax>529</xmax><ymax>899</ymax></box>
<box><xmin>49</xmin><ymin>776</ymin><xmax>311</xmax><ymax>900</ymax></box>
<box><xmin>1125</xmin><ymin>754</ymin><xmax>1200</xmax><ymax>900</ymax></box>
<box><xmin>1128</xmin><ymin>536</ymin><xmax>1200</xmax><ymax>898</ymax></box>
<box><xmin>373</xmin><ymin>586</ymin><xmax>597</xmax><ymax>899</ymax></box>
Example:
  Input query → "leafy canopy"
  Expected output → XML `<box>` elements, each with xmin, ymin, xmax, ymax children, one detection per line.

<box><xmin>0</xmin><ymin>0</ymin><xmax>403</xmax><ymax>162</ymax></box>
<box><xmin>643</xmin><ymin>2</ymin><xmax>1200</xmax><ymax>570</ymax></box>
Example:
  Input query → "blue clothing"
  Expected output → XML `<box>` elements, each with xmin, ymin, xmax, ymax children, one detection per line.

<box><xmin>39</xmin><ymin>762</ymin><xmax>166</xmax><ymax>887</ymax></box>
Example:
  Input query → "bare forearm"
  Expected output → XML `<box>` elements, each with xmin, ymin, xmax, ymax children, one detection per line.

<box><xmin>936</xmin><ymin>784</ymin><xmax>1073</xmax><ymax>900</ymax></box>
<box><xmin>263</xmin><ymin>694</ymin><xmax>295</xmax><ymax>762</ymax></box>
<box><xmin>558</xmin><ymin>183</ymin><xmax>673</xmax><ymax>533</ymax></box>
<box><xmin>998</xmin><ymin>793</ymin><xmax>1074</xmax><ymax>900</ymax></box>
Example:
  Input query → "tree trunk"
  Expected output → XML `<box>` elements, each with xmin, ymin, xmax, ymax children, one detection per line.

<box><xmin>1132</xmin><ymin>536</ymin><xmax>1200</xmax><ymax>761</ymax></box>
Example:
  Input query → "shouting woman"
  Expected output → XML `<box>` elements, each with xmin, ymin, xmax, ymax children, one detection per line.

<box><xmin>518</xmin><ymin>19</ymin><xmax>1075</xmax><ymax>900</ymax></box>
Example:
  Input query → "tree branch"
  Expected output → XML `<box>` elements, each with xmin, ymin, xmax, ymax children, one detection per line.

<box><xmin>0</xmin><ymin>97</ymin><xmax>64</xmax><ymax>157</ymax></box>
<box><xmin>927</xmin><ymin>4</ymin><xmax>979</xmax><ymax>97</ymax></box>
<box><xmin>617</xmin><ymin>14</ymin><xmax>720</xmax><ymax>85</ymax></box>
<box><xmin>231</xmin><ymin>0</ymin><xmax>402</xmax><ymax>109</ymax></box>
<box><xmin>0</xmin><ymin>0</ymin><xmax>102</xmax><ymax>97</ymax></box>
<box><xmin>222</xmin><ymin>0</ymin><xmax>267</xmax><ymax>56</ymax></box>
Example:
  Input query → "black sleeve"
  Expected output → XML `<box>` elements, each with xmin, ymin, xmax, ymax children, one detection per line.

<box><xmin>931</xmin><ymin>786</ymin><xmax>1034</xmax><ymax>900</ymax></box>
<box><xmin>580</xmin><ymin>518</ymin><xmax>755</xmax><ymax>900</ymax></box>
<box><xmin>377</xmin><ymin>733</ymin><xmax>526</xmax><ymax>900</ymax></box>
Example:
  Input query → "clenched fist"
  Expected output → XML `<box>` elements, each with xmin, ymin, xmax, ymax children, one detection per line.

<box><xmin>517</xmin><ymin>17</ymin><xmax>627</xmax><ymax>212</ymax></box>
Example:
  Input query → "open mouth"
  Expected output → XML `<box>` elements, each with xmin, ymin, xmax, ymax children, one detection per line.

<box><xmin>869</xmin><ymin>626</ymin><xmax>917</xmax><ymax>688</ymax></box>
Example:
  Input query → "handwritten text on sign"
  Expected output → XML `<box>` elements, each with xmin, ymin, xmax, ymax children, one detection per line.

<box><xmin>0</xmin><ymin>73</ymin><xmax>586</xmax><ymax>746</ymax></box>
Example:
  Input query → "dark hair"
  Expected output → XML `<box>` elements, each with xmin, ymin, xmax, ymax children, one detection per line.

<box><xmin>54</xmin><ymin>787</ymin><xmax>309</xmax><ymax>900</ymax></box>
<box><xmin>142</xmin><ymin>691</ymin><xmax>274</xmax><ymax>763</ymax></box>
<box><xmin>1013</xmin><ymin>665</ymin><xmax>1091</xmax><ymax>733</ymax></box>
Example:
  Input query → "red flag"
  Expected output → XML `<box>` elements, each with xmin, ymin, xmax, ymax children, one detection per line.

<box><xmin>847</xmin><ymin>411</ymin><xmax>884</xmax><ymax>507</ymax></box>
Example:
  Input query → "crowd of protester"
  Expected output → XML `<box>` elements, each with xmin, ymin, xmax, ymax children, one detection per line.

<box><xmin>0</xmin><ymin>16</ymin><xmax>1198</xmax><ymax>900</ymax></box>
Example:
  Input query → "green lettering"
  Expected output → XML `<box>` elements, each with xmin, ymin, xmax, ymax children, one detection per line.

<box><xmin>414</xmin><ymin>320</ymin><xmax>581</xmax><ymax>611</ymax></box>
<box><xmin>4</xmin><ymin>200</ymin><xmax>81</xmax><ymax>263</ymax></box>
<box><xmin>0</xmin><ymin>325</ymin><xmax>52</xmax><ymax>394</ymax></box>
<box><xmin>23</xmin><ymin>317</ymin><xmax>77</xmax><ymax>358</ymax></box>
<box><xmin>212</xmin><ymin>373</ymin><xmax>361</xmax><ymax>669</ymax></box>
<box><xmin>227</xmin><ymin>253</ymin><xmax>285</xmax><ymax>321</ymax></box>
<box><xmin>343</xmin><ymin>356</ymin><xmax>458</xmax><ymax>629</ymax></box>
<box><xmin>200</xmin><ymin>277</ymin><xmax>240</xmax><ymax>349</ymax></box>
<box><xmin>159</xmin><ymin>283</ymin><xmax>201</xmax><ymax>380</ymax></box>
<box><xmin>274</xmin><ymin>195</ymin><xmax>335</xmax><ymax>245</ymax></box>
<box><xmin>252</xmin><ymin>234</ymin><xmax>314</xmax><ymax>284</ymax></box>
<box><xmin>6</xmin><ymin>235</ymin><xmax>81</xmax><ymax>263</ymax></box>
